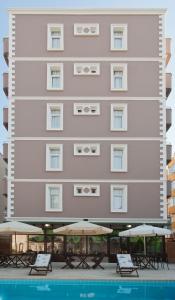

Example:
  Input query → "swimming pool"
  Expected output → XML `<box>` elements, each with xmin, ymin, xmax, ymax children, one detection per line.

<box><xmin>0</xmin><ymin>280</ymin><xmax>175</xmax><ymax>300</ymax></box>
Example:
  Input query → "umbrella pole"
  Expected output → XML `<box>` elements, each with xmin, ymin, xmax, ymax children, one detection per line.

<box><xmin>143</xmin><ymin>236</ymin><xmax>146</xmax><ymax>255</ymax></box>
<box><xmin>15</xmin><ymin>232</ymin><xmax>17</xmax><ymax>253</ymax></box>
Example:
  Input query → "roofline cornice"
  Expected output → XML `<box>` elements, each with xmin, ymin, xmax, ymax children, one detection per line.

<box><xmin>8</xmin><ymin>8</ymin><xmax>167</xmax><ymax>15</ymax></box>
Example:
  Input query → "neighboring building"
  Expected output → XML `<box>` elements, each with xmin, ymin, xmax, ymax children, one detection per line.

<box><xmin>2</xmin><ymin>8</ymin><xmax>172</xmax><ymax>253</ymax></box>
<box><xmin>0</xmin><ymin>153</ymin><xmax>8</xmax><ymax>222</ymax></box>
<box><xmin>167</xmin><ymin>156</ymin><xmax>175</xmax><ymax>231</ymax></box>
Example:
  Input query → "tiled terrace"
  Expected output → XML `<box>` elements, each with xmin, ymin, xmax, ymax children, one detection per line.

<box><xmin>0</xmin><ymin>263</ymin><xmax>175</xmax><ymax>281</ymax></box>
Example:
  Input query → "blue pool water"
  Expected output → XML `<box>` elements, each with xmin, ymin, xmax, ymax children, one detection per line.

<box><xmin>0</xmin><ymin>280</ymin><xmax>175</xmax><ymax>300</ymax></box>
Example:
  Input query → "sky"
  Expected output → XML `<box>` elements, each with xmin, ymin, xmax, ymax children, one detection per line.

<box><xmin>0</xmin><ymin>0</ymin><xmax>174</xmax><ymax>153</ymax></box>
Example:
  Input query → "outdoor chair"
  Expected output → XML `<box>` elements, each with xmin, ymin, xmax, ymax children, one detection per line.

<box><xmin>28</xmin><ymin>253</ymin><xmax>52</xmax><ymax>275</ymax></box>
<box><xmin>92</xmin><ymin>253</ymin><xmax>105</xmax><ymax>269</ymax></box>
<box><xmin>116</xmin><ymin>254</ymin><xmax>139</xmax><ymax>277</ymax></box>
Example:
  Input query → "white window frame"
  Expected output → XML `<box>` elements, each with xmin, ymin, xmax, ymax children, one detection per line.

<box><xmin>74</xmin><ymin>23</ymin><xmax>99</xmax><ymax>36</ymax></box>
<box><xmin>110</xmin><ymin>103</ymin><xmax>127</xmax><ymax>131</ymax></box>
<box><xmin>74</xmin><ymin>63</ymin><xmax>100</xmax><ymax>75</ymax></box>
<box><xmin>74</xmin><ymin>103</ymin><xmax>100</xmax><ymax>115</ymax></box>
<box><xmin>46</xmin><ymin>144</ymin><xmax>63</xmax><ymax>171</ymax></box>
<box><xmin>74</xmin><ymin>144</ymin><xmax>100</xmax><ymax>156</ymax></box>
<box><xmin>47</xmin><ymin>24</ymin><xmax>64</xmax><ymax>51</ymax></box>
<box><xmin>111</xmin><ymin>24</ymin><xmax>128</xmax><ymax>51</ymax></box>
<box><xmin>46</xmin><ymin>103</ymin><xmax>63</xmax><ymax>131</ymax></box>
<box><xmin>74</xmin><ymin>184</ymin><xmax>100</xmax><ymax>196</ymax></box>
<box><xmin>111</xmin><ymin>144</ymin><xmax>127</xmax><ymax>172</ymax></box>
<box><xmin>47</xmin><ymin>63</ymin><xmax>63</xmax><ymax>91</ymax></box>
<box><xmin>45</xmin><ymin>184</ymin><xmax>63</xmax><ymax>212</ymax></box>
<box><xmin>110</xmin><ymin>184</ymin><xmax>127</xmax><ymax>212</ymax></box>
<box><xmin>111</xmin><ymin>63</ymin><xmax>127</xmax><ymax>91</ymax></box>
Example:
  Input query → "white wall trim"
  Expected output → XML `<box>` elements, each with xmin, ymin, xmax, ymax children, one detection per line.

<box><xmin>74</xmin><ymin>184</ymin><xmax>100</xmax><ymax>196</ymax></box>
<box><xmin>6</xmin><ymin>217</ymin><xmax>168</xmax><ymax>224</ymax></box>
<box><xmin>7</xmin><ymin>13</ymin><xmax>15</xmax><ymax>219</ymax></box>
<box><xmin>74</xmin><ymin>143</ymin><xmax>100</xmax><ymax>156</ymax></box>
<box><xmin>8</xmin><ymin>9</ymin><xmax>167</xmax><ymax>15</ymax></box>
<box><xmin>12</xmin><ymin>179</ymin><xmax>163</xmax><ymax>183</ymax></box>
<box><xmin>74</xmin><ymin>63</ymin><xmax>100</xmax><ymax>75</ymax></box>
<box><xmin>74</xmin><ymin>23</ymin><xmax>99</xmax><ymax>36</ymax></box>
<box><xmin>74</xmin><ymin>103</ymin><xmax>100</xmax><ymax>115</ymax></box>
<box><xmin>14</xmin><ymin>96</ymin><xmax>162</xmax><ymax>101</ymax></box>
<box><xmin>11</xmin><ymin>57</ymin><xmax>163</xmax><ymax>62</ymax></box>
<box><xmin>12</xmin><ymin>137</ymin><xmax>163</xmax><ymax>141</ymax></box>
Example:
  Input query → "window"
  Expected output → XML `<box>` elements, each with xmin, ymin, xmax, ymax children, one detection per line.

<box><xmin>74</xmin><ymin>103</ymin><xmax>100</xmax><ymax>115</ymax></box>
<box><xmin>111</xmin><ymin>104</ymin><xmax>127</xmax><ymax>131</ymax></box>
<box><xmin>45</xmin><ymin>184</ymin><xmax>63</xmax><ymax>211</ymax></box>
<box><xmin>47</xmin><ymin>104</ymin><xmax>63</xmax><ymax>130</ymax></box>
<box><xmin>74</xmin><ymin>63</ymin><xmax>100</xmax><ymax>75</ymax></box>
<box><xmin>111</xmin><ymin>24</ymin><xmax>127</xmax><ymax>51</ymax></box>
<box><xmin>111</xmin><ymin>64</ymin><xmax>127</xmax><ymax>91</ymax></box>
<box><xmin>74</xmin><ymin>144</ymin><xmax>100</xmax><ymax>156</ymax></box>
<box><xmin>74</xmin><ymin>24</ymin><xmax>99</xmax><ymax>36</ymax></box>
<box><xmin>46</xmin><ymin>144</ymin><xmax>63</xmax><ymax>171</ymax></box>
<box><xmin>111</xmin><ymin>185</ymin><xmax>127</xmax><ymax>212</ymax></box>
<box><xmin>47</xmin><ymin>24</ymin><xmax>64</xmax><ymax>51</ymax></box>
<box><xmin>111</xmin><ymin>144</ymin><xmax>127</xmax><ymax>172</ymax></box>
<box><xmin>74</xmin><ymin>184</ymin><xmax>100</xmax><ymax>196</ymax></box>
<box><xmin>47</xmin><ymin>63</ymin><xmax>63</xmax><ymax>90</ymax></box>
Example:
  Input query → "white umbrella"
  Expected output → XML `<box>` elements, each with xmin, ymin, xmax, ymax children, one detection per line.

<box><xmin>53</xmin><ymin>221</ymin><xmax>113</xmax><ymax>236</ymax></box>
<box><xmin>119</xmin><ymin>224</ymin><xmax>171</xmax><ymax>255</ymax></box>
<box><xmin>0</xmin><ymin>221</ymin><xmax>43</xmax><ymax>252</ymax></box>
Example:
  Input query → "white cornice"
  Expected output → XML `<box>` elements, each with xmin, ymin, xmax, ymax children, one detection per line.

<box><xmin>12</xmin><ymin>57</ymin><xmax>163</xmax><ymax>62</ymax></box>
<box><xmin>6</xmin><ymin>216</ymin><xmax>168</xmax><ymax>224</ymax></box>
<box><xmin>8</xmin><ymin>8</ymin><xmax>167</xmax><ymax>15</ymax></box>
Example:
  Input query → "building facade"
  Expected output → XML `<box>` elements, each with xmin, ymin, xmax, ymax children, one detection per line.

<box><xmin>0</xmin><ymin>153</ymin><xmax>8</xmax><ymax>222</ymax></box>
<box><xmin>2</xmin><ymin>9</ymin><xmax>172</xmax><ymax>236</ymax></box>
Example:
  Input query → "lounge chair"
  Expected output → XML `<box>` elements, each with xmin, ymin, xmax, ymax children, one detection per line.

<box><xmin>28</xmin><ymin>253</ymin><xmax>52</xmax><ymax>275</ymax></box>
<box><xmin>116</xmin><ymin>254</ymin><xmax>139</xmax><ymax>277</ymax></box>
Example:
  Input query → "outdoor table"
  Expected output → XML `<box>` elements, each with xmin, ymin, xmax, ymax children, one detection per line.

<box><xmin>0</xmin><ymin>252</ymin><xmax>36</xmax><ymax>268</ymax></box>
<box><xmin>61</xmin><ymin>253</ymin><xmax>105</xmax><ymax>270</ymax></box>
<box><xmin>61</xmin><ymin>254</ymin><xmax>75</xmax><ymax>269</ymax></box>
<box><xmin>132</xmin><ymin>254</ymin><xmax>157</xmax><ymax>270</ymax></box>
<box><xmin>75</xmin><ymin>254</ymin><xmax>91</xmax><ymax>269</ymax></box>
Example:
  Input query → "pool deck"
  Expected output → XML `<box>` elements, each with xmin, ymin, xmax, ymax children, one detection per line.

<box><xmin>0</xmin><ymin>263</ymin><xmax>175</xmax><ymax>281</ymax></box>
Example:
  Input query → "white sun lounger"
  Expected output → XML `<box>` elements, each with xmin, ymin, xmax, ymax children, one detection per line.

<box><xmin>116</xmin><ymin>254</ymin><xmax>139</xmax><ymax>277</ymax></box>
<box><xmin>28</xmin><ymin>253</ymin><xmax>52</xmax><ymax>275</ymax></box>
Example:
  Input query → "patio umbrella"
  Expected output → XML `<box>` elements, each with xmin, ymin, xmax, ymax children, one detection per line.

<box><xmin>0</xmin><ymin>221</ymin><xmax>43</xmax><ymax>252</ymax></box>
<box><xmin>119</xmin><ymin>224</ymin><xmax>172</xmax><ymax>255</ymax></box>
<box><xmin>53</xmin><ymin>221</ymin><xmax>113</xmax><ymax>235</ymax></box>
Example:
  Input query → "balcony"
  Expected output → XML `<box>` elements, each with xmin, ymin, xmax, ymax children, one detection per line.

<box><xmin>166</xmin><ymin>73</ymin><xmax>172</xmax><ymax>98</ymax></box>
<box><xmin>2</xmin><ymin>178</ymin><xmax>7</xmax><ymax>197</ymax></box>
<box><xmin>166</xmin><ymin>108</ymin><xmax>172</xmax><ymax>131</ymax></box>
<box><xmin>169</xmin><ymin>207</ymin><xmax>175</xmax><ymax>215</ymax></box>
<box><xmin>3</xmin><ymin>73</ymin><xmax>8</xmax><ymax>97</ymax></box>
<box><xmin>166</xmin><ymin>38</ymin><xmax>171</xmax><ymax>66</ymax></box>
<box><xmin>167</xmin><ymin>144</ymin><xmax>172</xmax><ymax>164</ymax></box>
<box><xmin>3</xmin><ymin>107</ymin><xmax>8</xmax><ymax>130</ymax></box>
<box><xmin>167</xmin><ymin>181</ymin><xmax>172</xmax><ymax>198</ymax></box>
<box><xmin>3</xmin><ymin>37</ymin><xmax>9</xmax><ymax>65</ymax></box>
<box><xmin>3</xmin><ymin>143</ymin><xmax>8</xmax><ymax>163</ymax></box>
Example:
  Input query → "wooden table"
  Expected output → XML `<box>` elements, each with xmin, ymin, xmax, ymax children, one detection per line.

<box><xmin>62</xmin><ymin>253</ymin><xmax>105</xmax><ymax>270</ymax></box>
